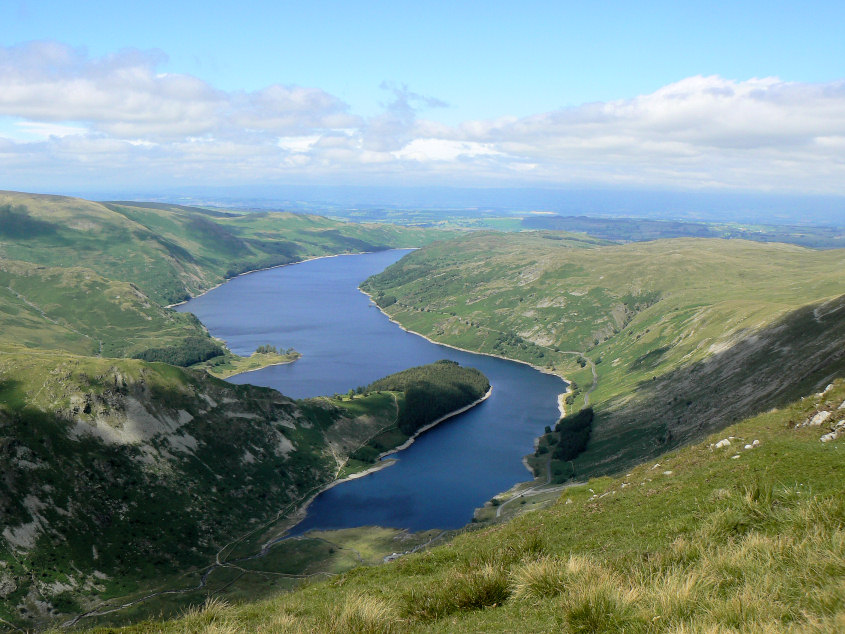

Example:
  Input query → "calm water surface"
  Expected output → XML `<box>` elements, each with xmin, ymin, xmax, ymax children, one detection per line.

<box><xmin>176</xmin><ymin>250</ymin><xmax>566</xmax><ymax>532</ymax></box>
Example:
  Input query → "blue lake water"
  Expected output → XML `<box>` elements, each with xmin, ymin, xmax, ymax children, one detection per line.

<box><xmin>176</xmin><ymin>250</ymin><xmax>566</xmax><ymax>532</ymax></box>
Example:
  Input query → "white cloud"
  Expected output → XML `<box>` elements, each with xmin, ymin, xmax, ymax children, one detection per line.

<box><xmin>437</xmin><ymin>75</ymin><xmax>845</xmax><ymax>190</ymax></box>
<box><xmin>393</xmin><ymin>139</ymin><xmax>502</xmax><ymax>162</ymax></box>
<box><xmin>0</xmin><ymin>42</ymin><xmax>352</xmax><ymax>140</ymax></box>
<box><xmin>277</xmin><ymin>135</ymin><xmax>321</xmax><ymax>153</ymax></box>
<box><xmin>1</xmin><ymin>42</ymin><xmax>844</xmax><ymax>194</ymax></box>
<box><xmin>13</xmin><ymin>121</ymin><xmax>87</xmax><ymax>139</ymax></box>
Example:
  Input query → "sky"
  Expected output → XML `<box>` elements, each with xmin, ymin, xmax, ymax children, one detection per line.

<box><xmin>1</xmin><ymin>0</ymin><xmax>845</xmax><ymax>199</ymax></box>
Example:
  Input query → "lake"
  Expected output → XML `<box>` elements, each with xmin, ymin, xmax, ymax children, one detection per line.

<box><xmin>176</xmin><ymin>250</ymin><xmax>566</xmax><ymax>532</ymax></box>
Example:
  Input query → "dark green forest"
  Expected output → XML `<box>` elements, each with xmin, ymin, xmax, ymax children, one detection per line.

<box><xmin>552</xmin><ymin>407</ymin><xmax>594</xmax><ymax>461</ymax></box>
<box><xmin>367</xmin><ymin>360</ymin><xmax>490</xmax><ymax>436</ymax></box>
<box><xmin>132</xmin><ymin>336</ymin><xmax>225</xmax><ymax>366</ymax></box>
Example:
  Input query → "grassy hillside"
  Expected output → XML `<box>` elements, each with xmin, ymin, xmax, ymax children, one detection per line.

<box><xmin>0</xmin><ymin>191</ymin><xmax>453</xmax><ymax>305</ymax></box>
<box><xmin>98</xmin><ymin>379</ymin><xmax>845</xmax><ymax>633</ymax></box>
<box><xmin>0</xmin><ymin>259</ymin><xmax>218</xmax><ymax>359</ymax></box>
<box><xmin>0</xmin><ymin>356</ymin><xmax>487</xmax><ymax>629</ymax></box>
<box><xmin>363</xmin><ymin>233</ymin><xmax>845</xmax><ymax>478</ymax></box>
<box><xmin>0</xmin><ymin>188</ymin><xmax>458</xmax><ymax>377</ymax></box>
<box><xmin>522</xmin><ymin>214</ymin><xmax>845</xmax><ymax>249</ymax></box>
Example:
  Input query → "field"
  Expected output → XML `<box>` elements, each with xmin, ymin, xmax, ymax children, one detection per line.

<box><xmin>522</xmin><ymin>214</ymin><xmax>845</xmax><ymax>249</ymax></box>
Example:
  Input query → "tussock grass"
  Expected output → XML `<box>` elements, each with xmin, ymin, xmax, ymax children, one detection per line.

<box><xmin>561</xmin><ymin>576</ymin><xmax>643</xmax><ymax>633</ymax></box>
<box><xmin>99</xmin><ymin>484</ymin><xmax>843</xmax><ymax>632</ymax></box>
<box><xmin>325</xmin><ymin>594</ymin><xmax>401</xmax><ymax>634</ymax></box>
<box><xmin>401</xmin><ymin>563</ymin><xmax>511</xmax><ymax>620</ymax></box>
<box><xmin>510</xmin><ymin>555</ymin><xmax>570</xmax><ymax>600</ymax></box>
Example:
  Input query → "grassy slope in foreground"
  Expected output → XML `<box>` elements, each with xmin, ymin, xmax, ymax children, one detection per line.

<box><xmin>362</xmin><ymin>233</ymin><xmax>845</xmax><ymax>478</ymax></box>
<box><xmin>0</xmin><ymin>355</ymin><xmax>487</xmax><ymax>629</ymax></box>
<box><xmin>104</xmin><ymin>380</ymin><xmax>845</xmax><ymax>633</ymax></box>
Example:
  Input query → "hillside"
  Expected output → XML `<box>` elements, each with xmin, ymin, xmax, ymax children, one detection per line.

<box><xmin>0</xmin><ymin>191</ymin><xmax>453</xmax><ymax>305</ymax></box>
<box><xmin>0</xmin><ymin>259</ymin><xmax>216</xmax><ymax>359</ymax></box>
<box><xmin>0</xmin><ymin>189</ymin><xmax>456</xmax><ymax>377</ymax></box>
<box><xmin>363</xmin><ymin>233</ymin><xmax>845</xmax><ymax>478</ymax></box>
<box><xmin>2</xmin><ymin>192</ymin><xmax>842</xmax><ymax>630</ymax></box>
<box><xmin>0</xmin><ymin>354</ymin><xmax>488</xmax><ymax>629</ymax></box>
<box><xmin>101</xmin><ymin>379</ymin><xmax>845</xmax><ymax>632</ymax></box>
<box><xmin>0</xmin><ymin>191</ymin><xmax>484</xmax><ymax>628</ymax></box>
<box><xmin>521</xmin><ymin>214</ymin><xmax>845</xmax><ymax>249</ymax></box>
<box><xmin>365</xmin><ymin>360</ymin><xmax>490</xmax><ymax>436</ymax></box>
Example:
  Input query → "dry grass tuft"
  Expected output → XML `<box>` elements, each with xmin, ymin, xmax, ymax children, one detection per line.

<box><xmin>510</xmin><ymin>555</ymin><xmax>568</xmax><ymax>601</ymax></box>
<box><xmin>402</xmin><ymin>563</ymin><xmax>511</xmax><ymax>620</ymax></box>
<box><xmin>325</xmin><ymin>594</ymin><xmax>400</xmax><ymax>634</ymax></box>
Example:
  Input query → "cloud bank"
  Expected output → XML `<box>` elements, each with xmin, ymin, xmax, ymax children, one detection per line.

<box><xmin>1</xmin><ymin>41</ymin><xmax>844</xmax><ymax>193</ymax></box>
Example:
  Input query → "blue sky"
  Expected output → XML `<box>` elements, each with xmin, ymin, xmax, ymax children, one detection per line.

<box><xmin>1</xmin><ymin>0</ymin><xmax>845</xmax><ymax>196</ymax></box>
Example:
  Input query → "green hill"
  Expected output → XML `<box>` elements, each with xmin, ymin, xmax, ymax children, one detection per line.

<box><xmin>0</xmin><ymin>191</ymin><xmax>453</xmax><ymax>305</ymax></box>
<box><xmin>2</xmin><ymin>191</ymin><xmax>843</xmax><ymax>631</ymax></box>
<box><xmin>0</xmin><ymin>355</ymin><xmax>488</xmax><ymax>629</ymax></box>
<box><xmin>0</xmin><ymin>189</ymin><xmax>457</xmax><ymax>376</ymax></box>
<box><xmin>521</xmin><ymin>214</ymin><xmax>845</xmax><ymax>249</ymax></box>
<box><xmin>0</xmin><ymin>259</ymin><xmax>217</xmax><ymax>359</ymax></box>
<box><xmin>363</xmin><ymin>233</ymin><xmax>845</xmax><ymax>479</ymax></box>
<box><xmin>365</xmin><ymin>360</ymin><xmax>490</xmax><ymax>436</ymax></box>
<box><xmin>94</xmin><ymin>379</ymin><xmax>845</xmax><ymax>633</ymax></box>
<box><xmin>0</xmin><ymin>190</ymin><xmax>481</xmax><ymax>628</ymax></box>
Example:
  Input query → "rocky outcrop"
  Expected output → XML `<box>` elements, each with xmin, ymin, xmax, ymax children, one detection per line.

<box><xmin>0</xmin><ymin>355</ymin><xmax>382</xmax><ymax>627</ymax></box>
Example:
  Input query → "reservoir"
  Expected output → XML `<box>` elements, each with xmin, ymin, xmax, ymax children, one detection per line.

<box><xmin>176</xmin><ymin>250</ymin><xmax>566</xmax><ymax>533</ymax></box>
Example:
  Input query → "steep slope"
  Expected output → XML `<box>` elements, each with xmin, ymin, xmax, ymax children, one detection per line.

<box><xmin>0</xmin><ymin>259</ymin><xmax>216</xmax><ymax>359</ymax></box>
<box><xmin>0</xmin><ymin>191</ymin><xmax>453</xmax><ymax>304</ymax></box>
<box><xmin>106</xmin><ymin>379</ymin><xmax>845</xmax><ymax>633</ymax></box>
<box><xmin>0</xmin><ymin>351</ymin><xmax>336</xmax><ymax>625</ymax></box>
<box><xmin>0</xmin><ymin>355</ymin><xmax>488</xmax><ymax>629</ymax></box>
<box><xmin>363</xmin><ymin>233</ymin><xmax>845</xmax><ymax>477</ymax></box>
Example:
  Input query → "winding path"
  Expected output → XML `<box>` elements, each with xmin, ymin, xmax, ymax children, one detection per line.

<box><xmin>495</xmin><ymin>480</ymin><xmax>585</xmax><ymax>518</ymax></box>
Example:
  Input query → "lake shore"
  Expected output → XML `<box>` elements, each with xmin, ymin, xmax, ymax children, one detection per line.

<box><xmin>180</xmin><ymin>248</ymin><xmax>568</xmax><ymax>535</ymax></box>
<box><xmin>167</xmin><ymin>248</ymin><xmax>415</xmax><ymax>309</ymax></box>
<box><xmin>209</xmin><ymin>352</ymin><xmax>301</xmax><ymax>379</ymax></box>
<box><xmin>382</xmin><ymin>386</ymin><xmax>493</xmax><ymax>456</ymax></box>
<box><xmin>359</xmin><ymin>288</ymin><xmax>569</xmax><ymax>413</ymax></box>
<box><xmin>265</xmin><ymin>387</ymin><xmax>493</xmax><ymax>544</ymax></box>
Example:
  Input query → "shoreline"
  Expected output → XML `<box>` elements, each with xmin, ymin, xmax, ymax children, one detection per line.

<box><xmin>166</xmin><ymin>248</ymin><xmax>416</xmax><ymax>309</ymax></box>
<box><xmin>359</xmin><ymin>288</ymin><xmax>570</xmax><ymax>413</ymax></box>
<box><xmin>210</xmin><ymin>355</ymin><xmax>301</xmax><ymax>379</ymax></box>
<box><xmin>382</xmin><ymin>386</ymin><xmax>493</xmax><ymax>456</ymax></box>
<box><xmin>266</xmin><ymin>387</ymin><xmax>493</xmax><ymax>545</ymax></box>
<box><xmin>174</xmin><ymin>250</ymin><xmax>561</xmax><ymax>541</ymax></box>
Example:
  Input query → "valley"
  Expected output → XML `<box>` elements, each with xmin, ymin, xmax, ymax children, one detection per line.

<box><xmin>0</xmin><ymin>192</ymin><xmax>486</xmax><ymax>628</ymax></box>
<box><xmin>101</xmin><ymin>379</ymin><xmax>845</xmax><ymax>633</ymax></box>
<box><xmin>0</xmin><ymin>190</ymin><xmax>842</xmax><ymax>631</ymax></box>
<box><xmin>4</xmin><ymin>7</ymin><xmax>843</xmax><ymax>631</ymax></box>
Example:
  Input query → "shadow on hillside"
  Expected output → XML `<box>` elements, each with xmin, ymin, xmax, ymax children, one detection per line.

<box><xmin>577</xmin><ymin>294</ymin><xmax>845</xmax><ymax>477</ymax></box>
<box><xmin>0</xmin><ymin>377</ymin><xmax>25</xmax><ymax>410</ymax></box>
